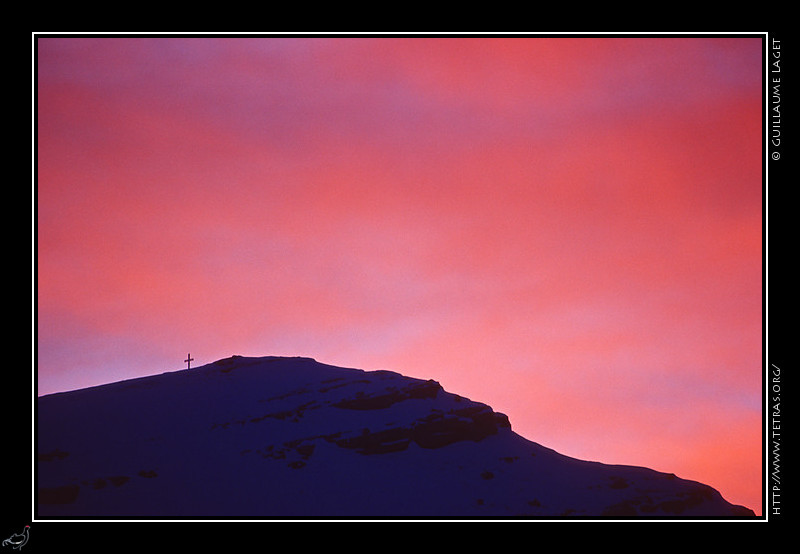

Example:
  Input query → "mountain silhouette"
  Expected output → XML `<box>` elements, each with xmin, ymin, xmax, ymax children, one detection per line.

<box><xmin>36</xmin><ymin>355</ymin><xmax>755</xmax><ymax>518</ymax></box>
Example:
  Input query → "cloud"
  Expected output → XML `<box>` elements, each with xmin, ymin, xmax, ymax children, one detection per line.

<box><xmin>36</xmin><ymin>36</ymin><xmax>763</xmax><ymax>513</ymax></box>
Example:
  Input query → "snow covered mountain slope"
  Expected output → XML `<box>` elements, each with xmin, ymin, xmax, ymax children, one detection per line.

<box><xmin>36</xmin><ymin>356</ymin><xmax>755</xmax><ymax>518</ymax></box>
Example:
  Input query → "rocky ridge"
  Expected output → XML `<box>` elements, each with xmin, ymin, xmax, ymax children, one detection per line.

<box><xmin>36</xmin><ymin>355</ymin><xmax>755</xmax><ymax>518</ymax></box>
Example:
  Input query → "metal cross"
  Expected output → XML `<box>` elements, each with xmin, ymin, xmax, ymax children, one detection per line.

<box><xmin>185</xmin><ymin>353</ymin><xmax>194</xmax><ymax>370</ymax></box>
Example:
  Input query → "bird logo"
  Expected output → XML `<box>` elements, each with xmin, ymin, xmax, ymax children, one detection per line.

<box><xmin>2</xmin><ymin>526</ymin><xmax>29</xmax><ymax>551</ymax></box>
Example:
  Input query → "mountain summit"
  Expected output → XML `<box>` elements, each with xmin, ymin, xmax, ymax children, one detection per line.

<box><xmin>36</xmin><ymin>355</ymin><xmax>754</xmax><ymax>518</ymax></box>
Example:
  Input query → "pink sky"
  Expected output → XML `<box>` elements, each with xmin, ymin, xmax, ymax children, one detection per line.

<box><xmin>36</xmin><ymin>36</ymin><xmax>764</xmax><ymax>515</ymax></box>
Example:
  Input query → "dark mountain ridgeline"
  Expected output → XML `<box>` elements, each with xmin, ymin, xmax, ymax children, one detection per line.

<box><xmin>36</xmin><ymin>355</ymin><xmax>755</xmax><ymax>518</ymax></box>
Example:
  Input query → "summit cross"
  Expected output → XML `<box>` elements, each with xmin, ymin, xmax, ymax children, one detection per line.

<box><xmin>185</xmin><ymin>353</ymin><xmax>194</xmax><ymax>370</ymax></box>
